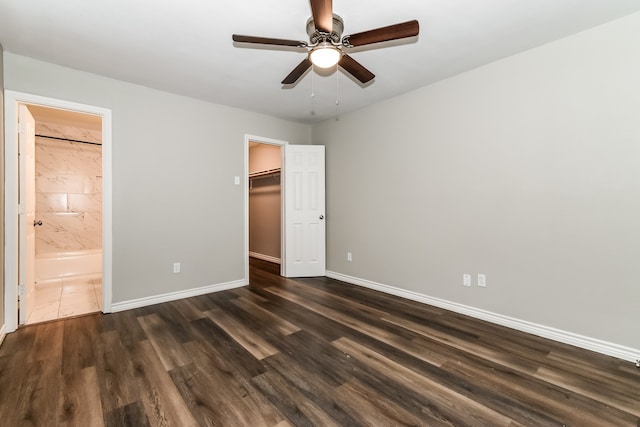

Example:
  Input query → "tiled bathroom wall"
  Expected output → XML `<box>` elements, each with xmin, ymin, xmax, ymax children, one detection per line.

<box><xmin>35</xmin><ymin>122</ymin><xmax>102</xmax><ymax>255</ymax></box>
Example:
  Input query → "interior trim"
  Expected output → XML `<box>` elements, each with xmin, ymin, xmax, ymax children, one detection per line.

<box><xmin>326</xmin><ymin>270</ymin><xmax>639</xmax><ymax>363</ymax></box>
<box><xmin>110</xmin><ymin>279</ymin><xmax>246</xmax><ymax>313</ymax></box>
<box><xmin>249</xmin><ymin>252</ymin><xmax>282</xmax><ymax>265</ymax></box>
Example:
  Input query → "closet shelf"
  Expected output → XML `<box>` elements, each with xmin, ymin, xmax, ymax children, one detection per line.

<box><xmin>249</xmin><ymin>168</ymin><xmax>281</xmax><ymax>179</ymax></box>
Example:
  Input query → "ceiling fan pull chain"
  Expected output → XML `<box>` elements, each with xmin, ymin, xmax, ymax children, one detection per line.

<box><xmin>311</xmin><ymin>63</ymin><xmax>316</xmax><ymax>99</ymax></box>
<box><xmin>310</xmin><ymin>63</ymin><xmax>316</xmax><ymax>117</ymax></box>
<box><xmin>336</xmin><ymin>63</ymin><xmax>340</xmax><ymax>106</ymax></box>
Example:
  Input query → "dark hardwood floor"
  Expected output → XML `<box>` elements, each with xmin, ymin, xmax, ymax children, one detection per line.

<box><xmin>1</xmin><ymin>258</ymin><xmax>638</xmax><ymax>426</ymax></box>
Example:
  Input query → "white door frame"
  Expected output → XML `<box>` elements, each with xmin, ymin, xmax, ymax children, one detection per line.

<box><xmin>18</xmin><ymin>104</ymin><xmax>37</xmax><ymax>324</ymax></box>
<box><xmin>4</xmin><ymin>90</ymin><xmax>113</xmax><ymax>332</ymax></box>
<box><xmin>244</xmin><ymin>134</ymin><xmax>288</xmax><ymax>281</ymax></box>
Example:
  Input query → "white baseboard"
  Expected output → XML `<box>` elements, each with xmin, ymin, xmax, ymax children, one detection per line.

<box><xmin>326</xmin><ymin>270</ymin><xmax>639</xmax><ymax>364</ymax></box>
<box><xmin>0</xmin><ymin>324</ymin><xmax>6</xmax><ymax>348</ymax></box>
<box><xmin>111</xmin><ymin>279</ymin><xmax>246</xmax><ymax>313</ymax></box>
<box><xmin>249</xmin><ymin>252</ymin><xmax>281</xmax><ymax>264</ymax></box>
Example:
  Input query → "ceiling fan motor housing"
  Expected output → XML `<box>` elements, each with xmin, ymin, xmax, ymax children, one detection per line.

<box><xmin>306</xmin><ymin>14</ymin><xmax>344</xmax><ymax>45</ymax></box>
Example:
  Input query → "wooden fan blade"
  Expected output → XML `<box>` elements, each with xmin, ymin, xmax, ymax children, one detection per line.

<box><xmin>282</xmin><ymin>58</ymin><xmax>312</xmax><ymax>84</ymax></box>
<box><xmin>339</xmin><ymin>54</ymin><xmax>375</xmax><ymax>84</ymax></box>
<box><xmin>310</xmin><ymin>0</ymin><xmax>333</xmax><ymax>33</ymax></box>
<box><xmin>233</xmin><ymin>34</ymin><xmax>306</xmax><ymax>47</ymax></box>
<box><xmin>343</xmin><ymin>20</ymin><xmax>419</xmax><ymax>47</ymax></box>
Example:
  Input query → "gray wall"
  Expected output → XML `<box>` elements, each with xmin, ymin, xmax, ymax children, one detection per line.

<box><xmin>0</xmin><ymin>44</ymin><xmax>5</xmax><ymax>331</ymax></box>
<box><xmin>4</xmin><ymin>12</ymin><xmax>639</xmax><ymax>353</ymax></box>
<box><xmin>3</xmin><ymin>52</ymin><xmax>311</xmax><ymax>304</ymax></box>
<box><xmin>313</xmin><ymin>12</ymin><xmax>640</xmax><ymax>350</ymax></box>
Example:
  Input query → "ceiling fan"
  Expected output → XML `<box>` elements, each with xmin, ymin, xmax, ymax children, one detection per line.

<box><xmin>232</xmin><ymin>0</ymin><xmax>419</xmax><ymax>85</ymax></box>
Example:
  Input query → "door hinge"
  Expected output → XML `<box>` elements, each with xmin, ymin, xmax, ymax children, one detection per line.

<box><xmin>19</xmin><ymin>284</ymin><xmax>25</xmax><ymax>298</ymax></box>
<box><xmin>18</xmin><ymin>204</ymin><xmax>25</xmax><ymax>215</ymax></box>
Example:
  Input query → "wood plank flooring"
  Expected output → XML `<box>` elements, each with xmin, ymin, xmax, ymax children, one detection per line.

<box><xmin>1</xmin><ymin>257</ymin><xmax>638</xmax><ymax>426</ymax></box>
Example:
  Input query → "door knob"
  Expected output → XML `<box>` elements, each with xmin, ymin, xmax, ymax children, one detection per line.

<box><xmin>319</xmin><ymin>215</ymin><xmax>324</xmax><ymax>220</ymax></box>
<box><xmin>33</xmin><ymin>220</ymin><xmax>43</xmax><ymax>227</ymax></box>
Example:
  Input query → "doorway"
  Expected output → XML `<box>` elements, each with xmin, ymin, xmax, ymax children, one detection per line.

<box><xmin>245</xmin><ymin>136</ymin><xmax>286</xmax><ymax>278</ymax></box>
<box><xmin>248</xmin><ymin>141</ymin><xmax>282</xmax><ymax>264</ymax></box>
<box><xmin>4</xmin><ymin>90</ymin><xmax>113</xmax><ymax>333</ymax></box>
<box><xmin>244</xmin><ymin>134</ymin><xmax>326</xmax><ymax>281</ymax></box>
<box><xmin>23</xmin><ymin>104</ymin><xmax>103</xmax><ymax>324</ymax></box>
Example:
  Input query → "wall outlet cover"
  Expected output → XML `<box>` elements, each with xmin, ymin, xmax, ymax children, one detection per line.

<box><xmin>478</xmin><ymin>274</ymin><xmax>486</xmax><ymax>287</ymax></box>
<box><xmin>463</xmin><ymin>274</ymin><xmax>471</xmax><ymax>287</ymax></box>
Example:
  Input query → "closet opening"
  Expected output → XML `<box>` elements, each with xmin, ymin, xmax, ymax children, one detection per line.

<box><xmin>248</xmin><ymin>141</ymin><xmax>283</xmax><ymax>272</ymax></box>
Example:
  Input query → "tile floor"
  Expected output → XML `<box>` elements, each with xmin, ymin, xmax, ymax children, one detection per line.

<box><xmin>27</xmin><ymin>276</ymin><xmax>102</xmax><ymax>324</ymax></box>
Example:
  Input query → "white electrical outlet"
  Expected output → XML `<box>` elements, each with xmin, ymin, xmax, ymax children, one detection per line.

<box><xmin>173</xmin><ymin>262</ymin><xmax>181</xmax><ymax>273</ymax></box>
<box><xmin>234</xmin><ymin>176</ymin><xmax>240</xmax><ymax>185</ymax></box>
<box><xmin>347</xmin><ymin>252</ymin><xmax>353</xmax><ymax>262</ymax></box>
<box><xmin>478</xmin><ymin>274</ymin><xmax>486</xmax><ymax>287</ymax></box>
<box><xmin>463</xmin><ymin>274</ymin><xmax>471</xmax><ymax>287</ymax></box>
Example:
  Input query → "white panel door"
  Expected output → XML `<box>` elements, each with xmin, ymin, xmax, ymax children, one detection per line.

<box><xmin>18</xmin><ymin>104</ymin><xmax>37</xmax><ymax>324</ymax></box>
<box><xmin>283</xmin><ymin>145</ymin><xmax>325</xmax><ymax>277</ymax></box>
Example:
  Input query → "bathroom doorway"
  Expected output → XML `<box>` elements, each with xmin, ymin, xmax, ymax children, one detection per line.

<box><xmin>4</xmin><ymin>90</ymin><xmax>113</xmax><ymax>333</ymax></box>
<box><xmin>21</xmin><ymin>104</ymin><xmax>103</xmax><ymax>324</ymax></box>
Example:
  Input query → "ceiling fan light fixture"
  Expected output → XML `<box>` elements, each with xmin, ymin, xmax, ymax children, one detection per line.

<box><xmin>232</xmin><ymin>1</ymin><xmax>420</xmax><ymax>85</ymax></box>
<box><xmin>309</xmin><ymin>43</ymin><xmax>341</xmax><ymax>68</ymax></box>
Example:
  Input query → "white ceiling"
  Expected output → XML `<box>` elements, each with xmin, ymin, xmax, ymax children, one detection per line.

<box><xmin>1</xmin><ymin>0</ymin><xmax>640</xmax><ymax>124</ymax></box>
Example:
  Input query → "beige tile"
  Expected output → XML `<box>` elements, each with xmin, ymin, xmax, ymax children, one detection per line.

<box><xmin>60</xmin><ymin>289</ymin><xmax>95</xmax><ymax>305</ymax></box>
<box><xmin>62</xmin><ymin>280</ymin><xmax>93</xmax><ymax>295</ymax></box>
<box><xmin>68</xmin><ymin>193</ymin><xmax>102</xmax><ymax>213</ymax></box>
<box><xmin>27</xmin><ymin>278</ymin><xmax>100</xmax><ymax>323</ymax></box>
<box><xmin>36</xmin><ymin>231</ymin><xmax>90</xmax><ymax>254</ymax></box>
<box><xmin>36</xmin><ymin>192</ymin><xmax>68</xmax><ymax>213</ymax></box>
<box><xmin>35</xmin><ymin>281</ymin><xmax>63</xmax><ymax>291</ymax></box>
<box><xmin>83</xmin><ymin>176</ymin><xmax>102</xmax><ymax>194</ymax></box>
<box><xmin>93</xmin><ymin>285</ymin><xmax>103</xmax><ymax>310</ymax></box>
<box><xmin>59</xmin><ymin>290</ymin><xmax>99</xmax><ymax>318</ymax></box>
<box><xmin>35</xmin><ymin>212</ymin><xmax>101</xmax><ymax>254</ymax></box>
<box><xmin>27</xmin><ymin>300</ymin><xmax>60</xmax><ymax>324</ymax></box>
<box><xmin>36</xmin><ymin>278</ymin><xmax>63</xmax><ymax>287</ymax></box>
<box><xmin>34</xmin><ymin>283</ymin><xmax>62</xmax><ymax>306</ymax></box>
<box><xmin>36</xmin><ymin>174</ymin><xmax>85</xmax><ymax>193</ymax></box>
<box><xmin>59</xmin><ymin>302</ymin><xmax>100</xmax><ymax>319</ymax></box>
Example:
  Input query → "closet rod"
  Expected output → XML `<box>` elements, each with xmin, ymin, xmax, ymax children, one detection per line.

<box><xmin>35</xmin><ymin>134</ymin><xmax>102</xmax><ymax>146</ymax></box>
<box><xmin>248</xmin><ymin>168</ymin><xmax>281</xmax><ymax>179</ymax></box>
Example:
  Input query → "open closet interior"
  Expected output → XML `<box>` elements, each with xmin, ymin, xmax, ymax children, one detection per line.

<box><xmin>248</xmin><ymin>142</ymin><xmax>282</xmax><ymax>264</ymax></box>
